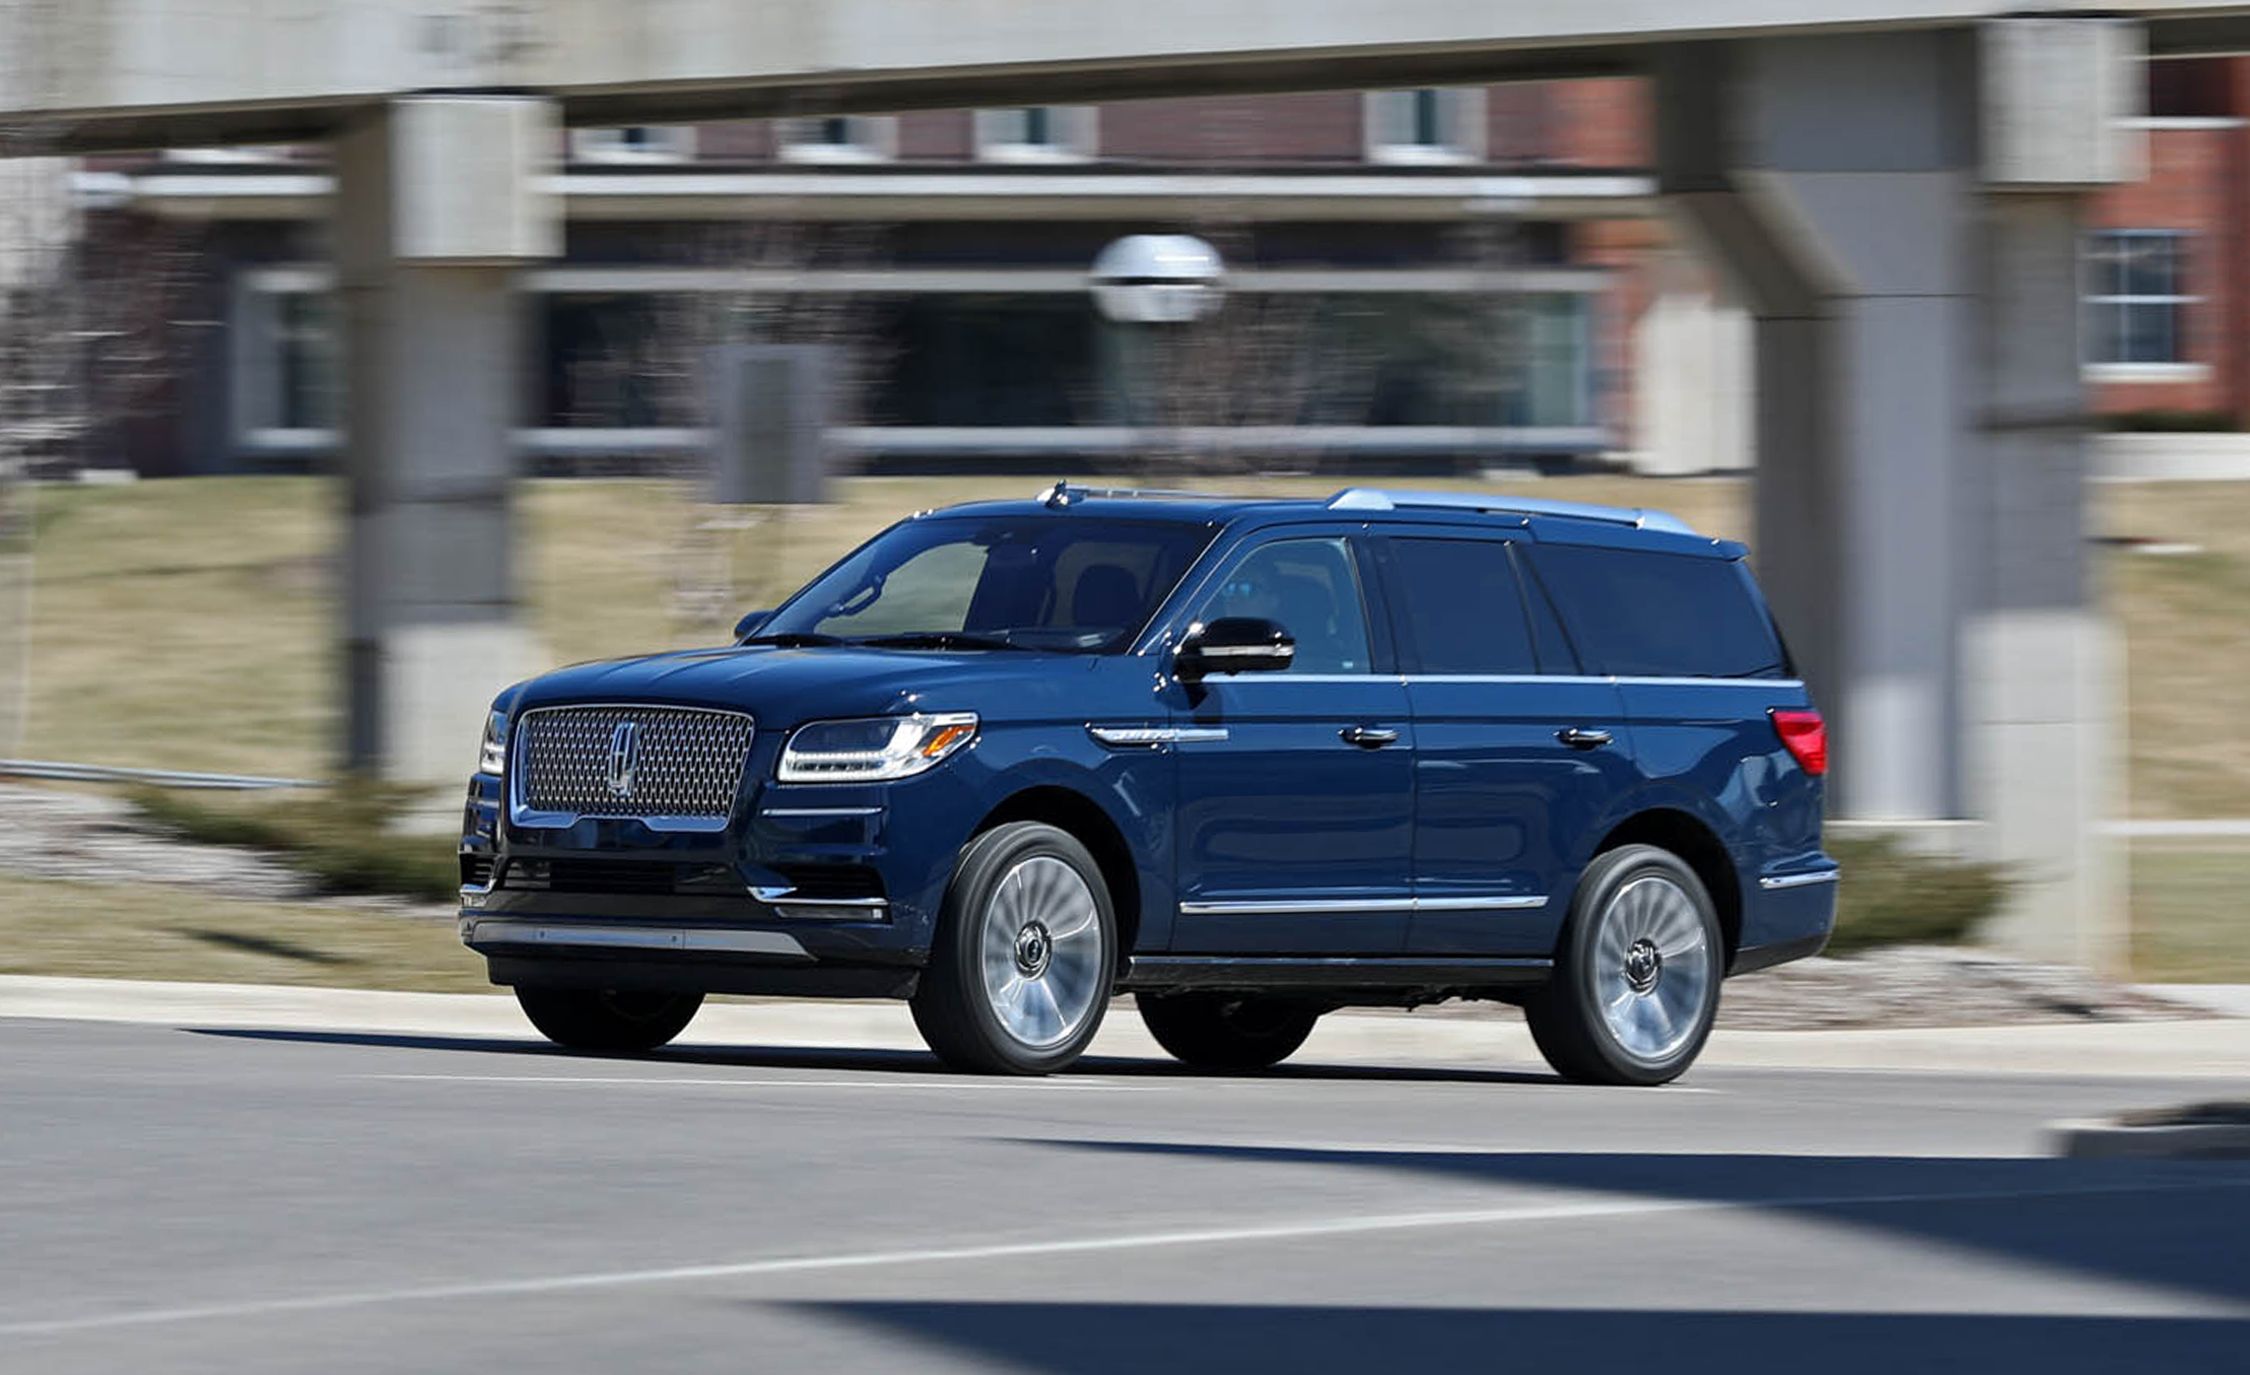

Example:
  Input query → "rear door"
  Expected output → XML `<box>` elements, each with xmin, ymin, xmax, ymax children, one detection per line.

<box><xmin>1170</xmin><ymin>530</ymin><xmax>1415</xmax><ymax>954</ymax></box>
<box><xmin>1377</xmin><ymin>532</ymin><xmax>1634</xmax><ymax>956</ymax></box>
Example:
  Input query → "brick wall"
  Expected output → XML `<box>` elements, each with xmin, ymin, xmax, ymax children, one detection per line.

<box><xmin>2087</xmin><ymin>123</ymin><xmax>2244</xmax><ymax>418</ymax></box>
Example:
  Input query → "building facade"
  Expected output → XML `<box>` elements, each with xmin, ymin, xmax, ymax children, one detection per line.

<box><xmin>58</xmin><ymin>59</ymin><xmax>2250</xmax><ymax>480</ymax></box>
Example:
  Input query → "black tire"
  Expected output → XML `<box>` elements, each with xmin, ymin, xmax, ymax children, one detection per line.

<box><xmin>911</xmin><ymin>821</ymin><xmax>1118</xmax><ymax>1075</ymax></box>
<box><xmin>1525</xmin><ymin>844</ymin><xmax>1723</xmax><ymax>1087</ymax></box>
<box><xmin>514</xmin><ymin>986</ymin><xmax>704</xmax><ymax>1053</ymax></box>
<box><xmin>1138</xmin><ymin>993</ymin><xmax>1321</xmax><ymax>1071</ymax></box>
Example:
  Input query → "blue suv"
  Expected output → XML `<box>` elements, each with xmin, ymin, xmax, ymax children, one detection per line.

<box><xmin>459</xmin><ymin>484</ymin><xmax>1836</xmax><ymax>1084</ymax></box>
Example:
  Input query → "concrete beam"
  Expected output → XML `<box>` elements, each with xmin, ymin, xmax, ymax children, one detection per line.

<box><xmin>6</xmin><ymin>0</ymin><xmax>2250</xmax><ymax>150</ymax></box>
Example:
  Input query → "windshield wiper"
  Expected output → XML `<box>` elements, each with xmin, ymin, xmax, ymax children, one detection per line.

<box><xmin>853</xmin><ymin>631</ymin><xmax>1025</xmax><ymax>652</ymax></box>
<box><xmin>740</xmin><ymin>631</ymin><xmax>847</xmax><ymax>648</ymax></box>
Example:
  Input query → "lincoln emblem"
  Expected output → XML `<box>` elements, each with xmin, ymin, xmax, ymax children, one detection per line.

<box><xmin>606</xmin><ymin>721</ymin><xmax>640</xmax><ymax>796</ymax></box>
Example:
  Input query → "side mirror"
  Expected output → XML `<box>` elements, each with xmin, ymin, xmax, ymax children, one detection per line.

<box><xmin>1177</xmin><ymin>617</ymin><xmax>1295</xmax><ymax>681</ymax></box>
<box><xmin>732</xmin><ymin>609</ymin><xmax>776</xmax><ymax>643</ymax></box>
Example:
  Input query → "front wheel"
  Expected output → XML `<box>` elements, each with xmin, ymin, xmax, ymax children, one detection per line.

<box><xmin>1525</xmin><ymin>844</ymin><xmax>1722</xmax><ymax>1086</ymax></box>
<box><xmin>911</xmin><ymin>822</ymin><xmax>1118</xmax><ymax>1074</ymax></box>
<box><xmin>514</xmin><ymin>987</ymin><xmax>704</xmax><ymax>1053</ymax></box>
<box><xmin>1138</xmin><ymin>993</ymin><xmax>1321</xmax><ymax>1071</ymax></box>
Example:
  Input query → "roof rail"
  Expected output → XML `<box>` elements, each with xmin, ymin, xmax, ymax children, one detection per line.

<box><xmin>1037</xmin><ymin>480</ymin><xmax>1226</xmax><ymax>508</ymax></box>
<box><xmin>1327</xmin><ymin>487</ymin><xmax>1697</xmax><ymax>535</ymax></box>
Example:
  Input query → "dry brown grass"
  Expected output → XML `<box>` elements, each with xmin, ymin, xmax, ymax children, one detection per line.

<box><xmin>13</xmin><ymin>471</ymin><xmax>2236</xmax><ymax>823</ymax></box>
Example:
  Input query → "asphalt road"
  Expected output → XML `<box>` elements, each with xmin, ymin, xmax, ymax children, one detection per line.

<box><xmin>4</xmin><ymin>1014</ymin><xmax>2247</xmax><ymax>1374</ymax></box>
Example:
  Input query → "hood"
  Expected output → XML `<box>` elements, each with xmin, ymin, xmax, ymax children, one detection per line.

<box><xmin>507</xmin><ymin>644</ymin><xmax>1102</xmax><ymax>729</ymax></box>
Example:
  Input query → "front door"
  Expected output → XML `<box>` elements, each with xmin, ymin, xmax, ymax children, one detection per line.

<box><xmin>1377</xmin><ymin>533</ymin><xmax>1636</xmax><ymax>956</ymax></box>
<box><xmin>1169</xmin><ymin>532</ymin><xmax>1415</xmax><ymax>953</ymax></box>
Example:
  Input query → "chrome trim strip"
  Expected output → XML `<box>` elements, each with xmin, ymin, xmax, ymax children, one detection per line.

<box><xmin>1413</xmin><ymin>895</ymin><xmax>1550</xmax><ymax>911</ymax></box>
<box><xmin>1179</xmin><ymin>894</ymin><xmax>1546</xmax><ymax>916</ymax></box>
<box><xmin>462</xmin><ymin>919</ymin><xmax>808</xmax><ymax>957</ymax></box>
<box><xmin>1758</xmin><ymin>869</ymin><xmax>1842</xmax><ymax>891</ymax></box>
<box><xmin>1088</xmin><ymin>725</ymin><xmax>1230</xmax><ymax>746</ymax></box>
<box><xmin>748</xmin><ymin>887</ymin><xmax>889</xmax><ymax>911</ymax></box>
<box><xmin>760</xmin><ymin>806</ymin><xmax>883</xmax><ymax>818</ymax></box>
<box><xmin>1192</xmin><ymin>674</ymin><xmax>1804</xmax><ymax>689</ymax></box>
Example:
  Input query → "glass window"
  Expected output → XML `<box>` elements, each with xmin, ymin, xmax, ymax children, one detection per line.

<box><xmin>777</xmin><ymin>115</ymin><xmax>896</xmax><ymax>163</ymax></box>
<box><xmin>1386</xmin><ymin>538</ymin><xmax>1538</xmax><ymax>675</ymax></box>
<box><xmin>2085</xmin><ymin>230</ymin><xmax>2193</xmax><ymax>366</ymax></box>
<box><xmin>1195</xmin><ymin>538</ymin><xmax>1372</xmax><ymax>674</ymax></box>
<box><xmin>1526</xmin><ymin>545</ymin><xmax>1787</xmax><ymax>680</ymax></box>
<box><xmin>763</xmin><ymin>516</ymin><xmax>1214</xmax><ymax>652</ymax></box>
<box><xmin>571</xmin><ymin>126</ymin><xmax>695</xmax><ymax>162</ymax></box>
<box><xmin>1366</xmin><ymin>89</ymin><xmax>1485</xmax><ymax>164</ymax></box>
<box><xmin>974</xmin><ymin>107</ymin><xmax>1095</xmax><ymax>161</ymax></box>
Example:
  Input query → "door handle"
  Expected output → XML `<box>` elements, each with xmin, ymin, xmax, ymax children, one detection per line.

<box><xmin>1559</xmin><ymin>726</ymin><xmax>1613</xmax><ymax>749</ymax></box>
<box><xmin>1341</xmin><ymin>725</ymin><xmax>1400</xmax><ymax>749</ymax></box>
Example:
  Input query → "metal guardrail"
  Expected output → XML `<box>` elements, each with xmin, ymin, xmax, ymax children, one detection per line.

<box><xmin>0</xmin><ymin>759</ymin><xmax>323</xmax><ymax>791</ymax></box>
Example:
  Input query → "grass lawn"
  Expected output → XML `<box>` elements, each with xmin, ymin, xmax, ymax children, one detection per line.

<box><xmin>6</xmin><ymin>471</ymin><xmax>2246</xmax><ymax>987</ymax></box>
<box><xmin>2128</xmin><ymin>838</ymin><xmax>2250</xmax><ymax>984</ymax></box>
<box><xmin>0</xmin><ymin>872</ymin><xmax>486</xmax><ymax>992</ymax></box>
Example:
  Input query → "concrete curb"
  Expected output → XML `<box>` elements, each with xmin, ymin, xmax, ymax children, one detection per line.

<box><xmin>2050</xmin><ymin>1119</ymin><xmax>2250</xmax><ymax>1160</ymax></box>
<box><xmin>6</xmin><ymin>974</ymin><xmax>2250</xmax><ymax>1078</ymax></box>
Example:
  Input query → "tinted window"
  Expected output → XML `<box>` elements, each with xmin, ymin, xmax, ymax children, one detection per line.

<box><xmin>764</xmin><ymin>516</ymin><xmax>1213</xmax><ymax>652</ymax></box>
<box><xmin>1386</xmin><ymin>538</ymin><xmax>1538</xmax><ymax>675</ymax></box>
<box><xmin>1196</xmin><ymin>538</ymin><xmax>1373</xmax><ymax>674</ymax></box>
<box><xmin>1526</xmin><ymin>545</ymin><xmax>1786</xmax><ymax>679</ymax></box>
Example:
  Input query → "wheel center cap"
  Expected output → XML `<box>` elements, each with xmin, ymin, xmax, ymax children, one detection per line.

<box><xmin>1624</xmin><ymin>938</ymin><xmax>1662</xmax><ymax>994</ymax></box>
<box><xmin>1014</xmin><ymin>923</ymin><xmax>1052</xmax><ymax>977</ymax></box>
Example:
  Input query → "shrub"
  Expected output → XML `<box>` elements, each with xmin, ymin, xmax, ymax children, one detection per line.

<box><xmin>1822</xmin><ymin>834</ymin><xmax>2010</xmax><ymax>955</ymax></box>
<box><xmin>128</xmin><ymin>781</ymin><xmax>459</xmax><ymax>903</ymax></box>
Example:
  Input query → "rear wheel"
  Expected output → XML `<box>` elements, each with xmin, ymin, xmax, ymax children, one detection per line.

<box><xmin>1138</xmin><ymin>993</ymin><xmax>1321</xmax><ymax>1071</ymax></box>
<box><xmin>911</xmin><ymin>822</ymin><xmax>1117</xmax><ymax>1074</ymax></box>
<box><xmin>1525</xmin><ymin>844</ymin><xmax>1721</xmax><ymax>1086</ymax></box>
<box><xmin>514</xmin><ymin>987</ymin><xmax>704</xmax><ymax>1053</ymax></box>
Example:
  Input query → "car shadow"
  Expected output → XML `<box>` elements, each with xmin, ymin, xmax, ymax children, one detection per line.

<box><xmin>179</xmin><ymin>1027</ymin><xmax>1558</xmax><ymax>1084</ymax></box>
<box><xmin>1020</xmin><ymin>1139</ymin><xmax>2250</xmax><ymax>1306</ymax></box>
<box><xmin>785</xmin><ymin>1301</ymin><xmax>2247</xmax><ymax>1375</ymax></box>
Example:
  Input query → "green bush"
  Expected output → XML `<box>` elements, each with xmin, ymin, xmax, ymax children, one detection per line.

<box><xmin>129</xmin><ymin>781</ymin><xmax>459</xmax><ymax>903</ymax></box>
<box><xmin>1822</xmin><ymin>834</ymin><xmax>2010</xmax><ymax>955</ymax></box>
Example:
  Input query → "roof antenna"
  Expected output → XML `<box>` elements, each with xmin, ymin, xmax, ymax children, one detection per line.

<box><xmin>1039</xmin><ymin>481</ymin><xmax>1077</xmax><ymax>509</ymax></box>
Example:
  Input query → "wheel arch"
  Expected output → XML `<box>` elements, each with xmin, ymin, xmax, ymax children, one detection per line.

<box><xmin>1590</xmin><ymin>807</ymin><xmax>1743</xmax><ymax>966</ymax></box>
<box><xmin>972</xmin><ymin>785</ymin><xmax>1146</xmax><ymax>955</ymax></box>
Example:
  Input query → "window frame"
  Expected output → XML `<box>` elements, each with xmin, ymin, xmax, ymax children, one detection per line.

<box><xmin>2082</xmin><ymin>228</ymin><xmax>2199</xmax><ymax>374</ymax></box>
<box><xmin>775</xmin><ymin>115</ymin><xmax>899</xmax><ymax>164</ymax></box>
<box><xmin>1167</xmin><ymin>530</ymin><xmax>1393</xmax><ymax>676</ymax></box>
<box><xmin>570</xmin><ymin>126</ymin><xmax>697</xmax><ymax>164</ymax></box>
<box><xmin>1363</xmin><ymin>88</ymin><xmax>1487</xmax><ymax>166</ymax></box>
<box><xmin>973</xmin><ymin>107</ymin><xmax>1097</xmax><ymax>163</ymax></box>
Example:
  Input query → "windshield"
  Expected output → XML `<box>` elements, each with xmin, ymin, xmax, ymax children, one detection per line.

<box><xmin>757</xmin><ymin>515</ymin><xmax>1216</xmax><ymax>652</ymax></box>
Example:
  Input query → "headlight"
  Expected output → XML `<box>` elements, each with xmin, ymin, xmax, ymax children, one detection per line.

<box><xmin>478</xmin><ymin>710</ymin><xmax>509</xmax><ymax>775</ymax></box>
<box><xmin>778</xmin><ymin>712</ymin><xmax>978</xmax><ymax>784</ymax></box>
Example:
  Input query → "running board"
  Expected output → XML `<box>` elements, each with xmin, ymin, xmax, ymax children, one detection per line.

<box><xmin>1120</xmin><ymin>955</ymin><xmax>1551</xmax><ymax>994</ymax></box>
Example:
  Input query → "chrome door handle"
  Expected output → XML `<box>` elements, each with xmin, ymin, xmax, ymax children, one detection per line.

<box><xmin>1341</xmin><ymin>725</ymin><xmax>1400</xmax><ymax>749</ymax></box>
<box><xmin>1559</xmin><ymin>727</ymin><xmax>1613</xmax><ymax>749</ymax></box>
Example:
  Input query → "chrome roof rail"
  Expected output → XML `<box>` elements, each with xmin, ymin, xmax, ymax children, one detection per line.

<box><xmin>1038</xmin><ymin>480</ymin><xmax>1230</xmax><ymax>508</ymax></box>
<box><xmin>1326</xmin><ymin>487</ymin><xmax>1697</xmax><ymax>535</ymax></box>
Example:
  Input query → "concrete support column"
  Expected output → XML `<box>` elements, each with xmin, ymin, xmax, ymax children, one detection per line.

<box><xmin>1658</xmin><ymin>22</ymin><xmax>2137</xmax><ymax>964</ymax></box>
<box><xmin>1968</xmin><ymin>194</ymin><xmax>2125</xmax><ymax>965</ymax></box>
<box><xmin>333</xmin><ymin>97</ymin><xmax>558</xmax><ymax>781</ymax></box>
<box><xmin>1632</xmin><ymin>251</ymin><xmax>1754</xmax><ymax>476</ymax></box>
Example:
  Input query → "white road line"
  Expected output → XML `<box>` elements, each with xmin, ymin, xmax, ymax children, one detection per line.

<box><xmin>362</xmin><ymin>1073</ymin><xmax>1147</xmax><ymax>1092</ymax></box>
<box><xmin>6</xmin><ymin>1177</ymin><xmax>2246</xmax><ymax>1340</ymax></box>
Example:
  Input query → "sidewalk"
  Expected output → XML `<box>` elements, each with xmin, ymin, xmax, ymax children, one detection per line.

<box><xmin>7</xmin><ymin>974</ymin><xmax>2250</xmax><ymax>1078</ymax></box>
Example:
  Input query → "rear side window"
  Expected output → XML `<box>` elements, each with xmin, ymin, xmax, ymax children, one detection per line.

<box><xmin>1385</xmin><ymin>537</ymin><xmax>1538</xmax><ymax>675</ymax></box>
<box><xmin>1525</xmin><ymin>545</ymin><xmax>1787</xmax><ymax>679</ymax></box>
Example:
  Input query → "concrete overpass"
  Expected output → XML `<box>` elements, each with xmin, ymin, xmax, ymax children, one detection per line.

<box><xmin>9</xmin><ymin>0</ymin><xmax>2235</xmax><ymax>965</ymax></box>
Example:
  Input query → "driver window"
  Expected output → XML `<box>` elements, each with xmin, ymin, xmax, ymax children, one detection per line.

<box><xmin>1195</xmin><ymin>537</ymin><xmax>1372</xmax><ymax>674</ymax></box>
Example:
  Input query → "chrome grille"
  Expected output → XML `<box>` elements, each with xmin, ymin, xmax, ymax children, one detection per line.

<box><xmin>514</xmin><ymin>705</ymin><xmax>754</xmax><ymax>822</ymax></box>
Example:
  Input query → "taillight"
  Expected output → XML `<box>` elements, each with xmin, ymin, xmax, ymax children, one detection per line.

<box><xmin>1770</xmin><ymin>708</ymin><xmax>1827</xmax><ymax>776</ymax></box>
